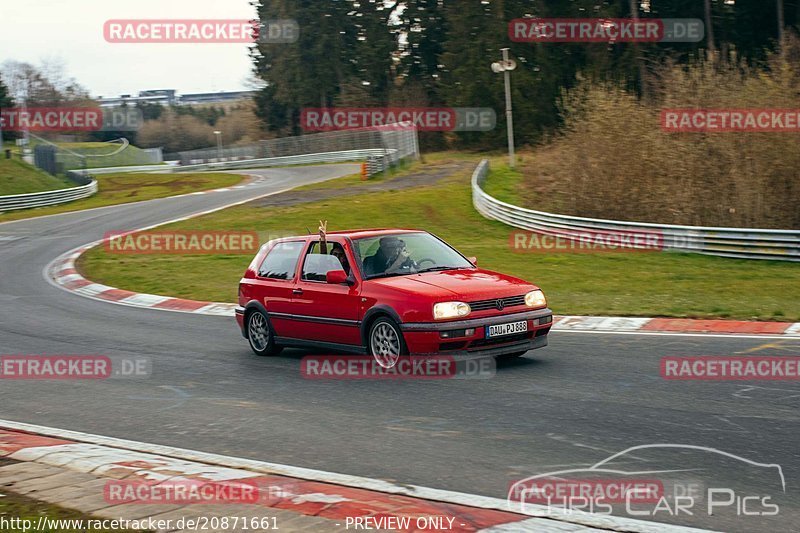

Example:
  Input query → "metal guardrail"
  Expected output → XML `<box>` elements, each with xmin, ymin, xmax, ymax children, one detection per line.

<box><xmin>0</xmin><ymin>180</ymin><xmax>98</xmax><ymax>212</ymax></box>
<box><xmin>472</xmin><ymin>159</ymin><xmax>800</xmax><ymax>262</ymax></box>
<box><xmin>171</xmin><ymin>148</ymin><xmax>396</xmax><ymax>173</ymax></box>
<box><xmin>73</xmin><ymin>164</ymin><xmax>174</xmax><ymax>175</ymax></box>
<box><xmin>68</xmin><ymin>149</ymin><xmax>402</xmax><ymax>177</ymax></box>
<box><xmin>167</xmin><ymin>124</ymin><xmax>419</xmax><ymax>166</ymax></box>
<box><xmin>2</xmin><ymin>132</ymin><xmax>419</xmax><ymax>212</ymax></box>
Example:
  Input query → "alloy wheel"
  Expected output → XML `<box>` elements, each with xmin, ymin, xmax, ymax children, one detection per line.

<box><xmin>248</xmin><ymin>312</ymin><xmax>270</xmax><ymax>352</ymax></box>
<box><xmin>371</xmin><ymin>322</ymin><xmax>401</xmax><ymax>369</ymax></box>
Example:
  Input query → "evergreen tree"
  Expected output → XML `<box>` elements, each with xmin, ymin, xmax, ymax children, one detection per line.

<box><xmin>0</xmin><ymin>74</ymin><xmax>18</xmax><ymax>144</ymax></box>
<box><xmin>0</xmin><ymin>76</ymin><xmax>12</xmax><ymax>109</ymax></box>
<box><xmin>249</xmin><ymin>0</ymin><xmax>797</xmax><ymax>148</ymax></box>
<box><xmin>395</xmin><ymin>0</ymin><xmax>447</xmax><ymax>102</ymax></box>
<box><xmin>252</xmin><ymin>0</ymin><xmax>361</xmax><ymax>133</ymax></box>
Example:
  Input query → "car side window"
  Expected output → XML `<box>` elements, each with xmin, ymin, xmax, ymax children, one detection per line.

<box><xmin>302</xmin><ymin>254</ymin><xmax>345</xmax><ymax>282</ymax></box>
<box><xmin>301</xmin><ymin>241</ymin><xmax>351</xmax><ymax>281</ymax></box>
<box><xmin>257</xmin><ymin>241</ymin><xmax>304</xmax><ymax>280</ymax></box>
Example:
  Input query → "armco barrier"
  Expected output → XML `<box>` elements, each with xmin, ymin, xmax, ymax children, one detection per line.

<box><xmin>472</xmin><ymin>160</ymin><xmax>800</xmax><ymax>262</ymax></box>
<box><xmin>1</xmin><ymin>147</ymin><xmax>414</xmax><ymax>212</ymax></box>
<box><xmin>172</xmin><ymin>148</ymin><xmax>397</xmax><ymax>174</ymax></box>
<box><xmin>0</xmin><ymin>179</ymin><xmax>98</xmax><ymax>211</ymax></box>
<box><xmin>69</xmin><ymin>149</ymin><xmax>403</xmax><ymax>177</ymax></box>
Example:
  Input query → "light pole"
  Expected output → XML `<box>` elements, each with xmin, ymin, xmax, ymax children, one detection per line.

<box><xmin>492</xmin><ymin>48</ymin><xmax>517</xmax><ymax>168</ymax></box>
<box><xmin>19</xmin><ymin>91</ymin><xmax>32</xmax><ymax>163</ymax></box>
<box><xmin>213</xmin><ymin>130</ymin><xmax>223</xmax><ymax>161</ymax></box>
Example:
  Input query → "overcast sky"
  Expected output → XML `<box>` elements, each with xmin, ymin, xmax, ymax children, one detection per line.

<box><xmin>0</xmin><ymin>0</ymin><xmax>258</xmax><ymax>98</ymax></box>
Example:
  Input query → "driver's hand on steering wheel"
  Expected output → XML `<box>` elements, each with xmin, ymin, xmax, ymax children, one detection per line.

<box><xmin>400</xmin><ymin>249</ymin><xmax>417</xmax><ymax>269</ymax></box>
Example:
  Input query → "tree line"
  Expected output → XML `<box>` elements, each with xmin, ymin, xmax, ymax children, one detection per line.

<box><xmin>251</xmin><ymin>0</ymin><xmax>798</xmax><ymax>149</ymax></box>
<box><xmin>2</xmin><ymin>1</ymin><xmax>796</xmax><ymax>152</ymax></box>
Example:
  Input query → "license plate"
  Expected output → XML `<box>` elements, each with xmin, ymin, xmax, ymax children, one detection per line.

<box><xmin>486</xmin><ymin>320</ymin><xmax>528</xmax><ymax>338</ymax></box>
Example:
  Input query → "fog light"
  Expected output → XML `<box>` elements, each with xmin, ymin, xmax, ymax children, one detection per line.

<box><xmin>441</xmin><ymin>328</ymin><xmax>476</xmax><ymax>339</ymax></box>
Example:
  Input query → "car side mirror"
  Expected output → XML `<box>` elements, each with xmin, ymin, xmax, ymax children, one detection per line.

<box><xmin>326</xmin><ymin>269</ymin><xmax>349</xmax><ymax>284</ymax></box>
<box><xmin>467</xmin><ymin>256</ymin><xmax>478</xmax><ymax>266</ymax></box>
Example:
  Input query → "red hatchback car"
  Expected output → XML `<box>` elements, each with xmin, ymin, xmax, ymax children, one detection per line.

<box><xmin>236</xmin><ymin>229</ymin><xmax>553</xmax><ymax>368</ymax></box>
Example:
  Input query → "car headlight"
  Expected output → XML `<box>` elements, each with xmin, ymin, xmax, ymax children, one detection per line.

<box><xmin>525</xmin><ymin>290</ymin><xmax>547</xmax><ymax>308</ymax></box>
<box><xmin>433</xmin><ymin>302</ymin><xmax>471</xmax><ymax>320</ymax></box>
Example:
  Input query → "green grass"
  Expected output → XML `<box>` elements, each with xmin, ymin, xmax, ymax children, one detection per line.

<box><xmin>288</xmin><ymin>151</ymin><xmax>476</xmax><ymax>193</ymax></box>
<box><xmin>0</xmin><ymin>158</ymin><xmax>72</xmax><ymax>195</ymax></box>
<box><xmin>0</xmin><ymin>488</ymin><xmax>150</xmax><ymax>532</ymax></box>
<box><xmin>7</xmin><ymin>141</ymin><xmax>162</xmax><ymax>170</ymax></box>
<box><xmin>481</xmin><ymin>164</ymin><xmax>524</xmax><ymax>204</ymax></box>
<box><xmin>292</xmin><ymin>158</ymin><xmax>418</xmax><ymax>192</ymax></box>
<box><xmin>0</xmin><ymin>172</ymin><xmax>244</xmax><ymax>223</ymax></box>
<box><xmin>56</xmin><ymin>143</ymin><xmax>162</xmax><ymax>170</ymax></box>
<box><xmin>78</xmin><ymin>153</ymin><xmax>800</xmax><ymax>321</ymax></box>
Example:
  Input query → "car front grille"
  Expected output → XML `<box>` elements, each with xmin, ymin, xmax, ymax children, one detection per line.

<box><xmin>468</xmin><ymin>294</ymin><xmax>526</xmax><ymax>312</ymax></box>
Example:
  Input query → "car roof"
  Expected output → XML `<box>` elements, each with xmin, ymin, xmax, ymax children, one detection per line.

<box><xmin>279</xmin><ymin>229</ymin><xmax>427</xmax><ymax>241</ymax></box>
<box><xmin>328</xmin><ymin>229</ymin><xmax>426</xmax><ymax>239</ymax></box>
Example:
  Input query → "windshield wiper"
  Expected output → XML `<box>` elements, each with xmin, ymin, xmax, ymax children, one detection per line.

<box><xmin>416</xmin><ymin>266</ymin><xmax>461</xmax><ymax>274</ymax></box>
<box><xmin>366</xmin><ymin>272</ymin><xmax>410</xmax><ymax>280</ymax></box>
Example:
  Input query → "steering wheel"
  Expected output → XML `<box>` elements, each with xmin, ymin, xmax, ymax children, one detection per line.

<box><xmin>416</xmin><ymin>258</ymin><xmax>437</xmax><ymax>269</ymax></box>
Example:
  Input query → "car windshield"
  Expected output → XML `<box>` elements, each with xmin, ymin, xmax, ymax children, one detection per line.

<box><xmin>354</xmin><ymin>232</ymin><xmax>474</xmax><ymax>279</ymax></box>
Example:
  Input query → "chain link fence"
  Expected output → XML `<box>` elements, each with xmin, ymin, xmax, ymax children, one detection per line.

<box><xmin>29</xmin><ymin>135</ymin><xmax>161</xmax><ymax>174</ymax></box>
<box><xmin>165</xmin><ymin>125</ymin><xmax>419</xmax><ymax>173</ymax></box>
<box><xmin>56</xmin><ymin>145</ymin><xmax>161</xmax><ymax>172</ymax></box>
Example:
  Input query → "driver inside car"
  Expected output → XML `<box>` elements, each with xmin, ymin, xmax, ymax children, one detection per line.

<box><xmin>365</xmin><ymin>236</ymin><xmax>416</xmax><ymax>276</ymax></box>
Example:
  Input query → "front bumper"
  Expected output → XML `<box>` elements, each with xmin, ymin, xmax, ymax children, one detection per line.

<box><xmin>400</xmin><ymin>308</ymin><xmax>553</xmax><ymax>356</ymax></box>
<box><xmin>235</xmin><ymin>306</ymin><xmax>246</xmax><ymax>338</ymax></box>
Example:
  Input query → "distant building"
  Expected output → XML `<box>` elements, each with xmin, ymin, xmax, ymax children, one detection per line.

<box><xmin>97</xmin><ymin>89</ymin><xmax>256</xmax><ymax>108</ymax></box>
<box><xmin>179</xmin><ymin>91</ymin><xmax>256</xmax><ymax>105</ymax></box>
<box><xmin>139</xmin><ymin>89</ymin><xmax>177</xmax><ymax>104</ymax></box>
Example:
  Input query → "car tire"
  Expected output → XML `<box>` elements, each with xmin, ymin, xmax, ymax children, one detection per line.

<box><xmin>496</xmin><ymin>351</ymin><xmax>527</xmax><ymax>360</ymax></box>
<box><xmin>367</xmin><ymin>316</ymin><xmax>407</xmax><ymax>369</ymax></box>
<box><xmin>246</xmin><ymin>309</ymin><xmax>283</xmax><ymax>357</ymax></box>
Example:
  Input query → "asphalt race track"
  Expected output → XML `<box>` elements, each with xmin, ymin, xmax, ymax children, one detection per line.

<box><xmin>0</xmin><ymin>164</ymin><xmax>797</xmax><ymax>532</ymax></box>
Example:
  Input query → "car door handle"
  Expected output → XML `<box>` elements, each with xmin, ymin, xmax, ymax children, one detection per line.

<box><xmin>292</xmin><ymin>288</ymin><xmax>303</xmax><ymax>295</ymax></box>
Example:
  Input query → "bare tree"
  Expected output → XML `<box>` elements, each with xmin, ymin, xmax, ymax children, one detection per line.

<box><xmin>0</xmin><ymin>60</ymin><xmax>89</xmax><ymax>105</ymax></box>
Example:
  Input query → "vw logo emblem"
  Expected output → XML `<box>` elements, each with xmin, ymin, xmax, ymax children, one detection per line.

<box><xmin>495</xmin><ymin>299</ymin><xmax>505</xmax><ymax>310</ymax></box>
